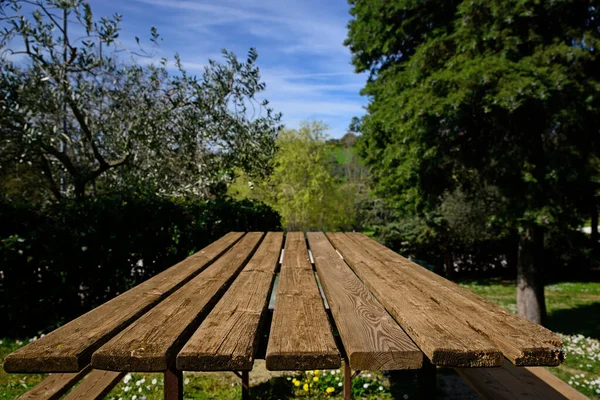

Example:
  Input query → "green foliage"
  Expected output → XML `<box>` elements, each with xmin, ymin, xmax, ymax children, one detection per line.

<box><xmin>372</xmin><ymin>213</ymin><xmax>443</xmax><ymax>271</ymax></box>
<box><xmin>0</xmin><ymin>195</ymin><xmax>280</xmax><ymax>336</ymax></box>
<box><xmin>230</xmin><ymin>121</ymin><xmax>357</xmax><ymax>231</ymax></box>
<box><xmin>0</xmin><ymin>0</ymin><xmax>281</xmax><ymax>201</ymax></box>
<box><xmin>345</xmin><ymin>0</ymin><xmax>462</xmax><ymax>74</ymax></box>
<box><xmin>271</xmin><ymin>121</ymin><xmax>349</xmax><ymax>230</ymax></box>
<box><xmin>348</xmin><ymin>0</ymin><xmax>600</xmax><ymax>227</ymax></box>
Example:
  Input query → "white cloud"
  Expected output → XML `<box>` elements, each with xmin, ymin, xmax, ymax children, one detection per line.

<box><xmin>106</xmin><ymin>0</ymin><xmax>367</xmax><ymax>137</ymax></box>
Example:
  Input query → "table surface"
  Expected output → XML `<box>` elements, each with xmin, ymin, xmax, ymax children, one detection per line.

<box><xmin>3</xmin><ymin>232</ymin><xmax>564</xmax><ymax>375</ymax></box>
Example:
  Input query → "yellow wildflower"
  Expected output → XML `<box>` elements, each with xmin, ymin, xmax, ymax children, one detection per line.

<box><xmin>314</xmin><ymin>370</ymin><xmax>320</xmax><ymax>375</ymax></box>
<box><xmin>326</xmin><ymin>387</ymin><xmax>335</xmax><ymax>394</ymax></box>
<box><xmin>292</xmin><ymin>379</ymin><xmax>300</xmax><ymax>387</ymax></box>
<box><xmin>303</xmin><ymin>383</ymin><xmax>309</xmax><ymax>392</ymax></box>
<box><xmin>313</xmin><ymin>376</ymin><xmax>319</xmax><ymax>382</ymax></box>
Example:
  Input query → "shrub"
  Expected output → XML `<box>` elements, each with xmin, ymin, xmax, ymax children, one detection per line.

<box><xmin>0</xmin><ymin>195</ymin><xmax>280</xmax><ymax>336</ymax></box>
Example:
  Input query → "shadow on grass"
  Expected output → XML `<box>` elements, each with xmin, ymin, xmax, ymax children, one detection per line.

<box><xmin>249</xmin><ymin>377</ymin><xmax>294</xmax><ymax>400</ymax></box>
<box><xmin>386</xmin><ymin>370</ymin><xmax>418</xmax><ymax>399</ymax></box>
<box><xmin>461</xmin><ymin>278</ymin><xmax>516</xmax><ymax>286</ymax></box>
<box><xmin>547</xmin><ymin>302</ymin><xmax>600</xmax><ymax>339</ymax></box>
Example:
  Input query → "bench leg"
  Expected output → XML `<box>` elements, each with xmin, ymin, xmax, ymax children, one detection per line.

<box><xmin>417</xmin><ymin>358</ymin><xmax>436</xmax><ymax>399</ymax></box>
<box><xmin>164</xmin><ymin>366</ymin><xmax>183</xmax><ymax>400</ymax></box>
<box><xmin>344</xmin><ymin>358</ymin><xmax>352</xmax><ymax>400</ymax></box>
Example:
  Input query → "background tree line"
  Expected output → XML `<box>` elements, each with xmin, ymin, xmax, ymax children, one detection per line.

<box><xmin>228</xmin><ymin>120</ymin><xmax>369</xmax><ymax>232</ymax></box>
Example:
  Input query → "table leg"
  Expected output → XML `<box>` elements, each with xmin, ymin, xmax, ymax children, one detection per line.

<box><xmin>164</xmin><ymin>366</ymin><xmax>183</xmax><ymax>400</ymax></box>
<box><xmin>241</xmin><ymin>370</ymin><xmax>249</xmax><ymax>400</ymax></box>
<box><xmin>344</xmin><ymin>358</ymin><xmax>352</xmax><ymax>400</ymax></box>
<box><xmin>417</xmin><ymin>357</ymin><xmax>436</xmax><ymax>399</ymax></box>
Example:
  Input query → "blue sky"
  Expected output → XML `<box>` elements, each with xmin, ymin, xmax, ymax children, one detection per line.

<box><xmin>89</xmin><ymin>0</ymin><xmax>368</xmax><ymax>139</ymax></box>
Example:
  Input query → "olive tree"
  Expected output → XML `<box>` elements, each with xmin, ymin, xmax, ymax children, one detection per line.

<box><xmin>0</xmin><ymin>0</ymin><xmax>281</xmax><ymax>201</ymax></box>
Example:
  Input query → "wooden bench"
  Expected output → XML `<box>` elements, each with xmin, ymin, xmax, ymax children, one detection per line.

<box><xmin>18</xmin><ymin>368</ymin><xmax>122</xmax><ymax>400</ymax></box>
<box><xmin>457</xmin><ymin>361</ymin><xmax>589</xmax><ymax>400</ymax></box>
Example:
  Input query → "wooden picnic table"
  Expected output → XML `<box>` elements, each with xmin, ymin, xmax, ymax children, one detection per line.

<box><xmin>3</xmin><ymin>232</ymin><xmax>564</xmax><ymax>400</ymax></box>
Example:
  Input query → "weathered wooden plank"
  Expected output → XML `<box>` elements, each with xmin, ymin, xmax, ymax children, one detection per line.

<box><xmin>177</xmin><ymin>232</ymin><xmax>284</xmax><ymax>371</ymax></box>
<box><xmin>4</xmin><ymin>232</ymin><xmax>244</xmax><ymax>373</ymax></box>
<box><xmin>326</xmin><ymin>232</ymin><xmax>502</xmax><ymax>367</ymax></box>
<box><xmin>62</xmin><ymin>370</ymin><xmax>124</xmax><ymax>400</ymax></box>
<box><xmin>457</xmin><ymin>361</ymin><xmax>588</xmax><ymax>399</ymax></box>
<box><xmin>346</xmin><ymin>232</ymin><xmax>563</xmax><ymax>366</ymax></box>
<box><xmin>92</xmin><ymin>233</ymin><xmax>264</xmax><ymax>371</ymax></box>
<box><xmin>265</xmin><ymin>232</ymin><xmax>340</xmax><ymax>370</ymax></box>
<box><xmin>17</xmin><ymin>366</ymin><xmax>91</xmax><ymax>400</ymax></box>
<box><xmin>306</xmin><ymin>232</ymin><xmax>423</xmax><ymax>370</ymax></box>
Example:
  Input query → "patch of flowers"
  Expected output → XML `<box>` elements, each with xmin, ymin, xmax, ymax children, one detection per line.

<box><xmin>290</xmin><ymin>369</ymin><xmax>393</xmax><ymax>398</ymax></box>
<box><xmin>109</xmin><ymin>373</ymin><xmax>164</xmax><ymax>400</ymax></box>
<box><xmin>560</xmin><ymin>334</ymin><xmax>600</xmax><ymax>363</ymax></box>
<box><xmin>559</xmin><ymin>333</ymin><xmax>600</xmax><ymax>397</ymax></box>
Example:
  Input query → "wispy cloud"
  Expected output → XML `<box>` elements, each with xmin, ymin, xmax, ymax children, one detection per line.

<box><xmin>96</xmin><ymin>0</ymin><xmax>366</xmax><ymax>138</ymax></box>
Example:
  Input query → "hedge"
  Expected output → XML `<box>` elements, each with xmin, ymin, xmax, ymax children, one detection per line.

<box><xmin>0</xmin><ymin>195</ymin><xmax>281</xmax><ymax>336</ymax></box>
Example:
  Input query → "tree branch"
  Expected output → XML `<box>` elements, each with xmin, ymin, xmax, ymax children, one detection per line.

<box><xmin>67</xmin><ymin>97</ymin><xmax>110</xmax><ymax>169</ymax></box>
<box><xmin>40</xmin><ymin>143</ymin><xmax>80</xmax><ymax>179</ymax></box>
<box><xmin>38</xmin><ymin>153</ymin><xmax>62</xmax><ymax>201</ymax></box>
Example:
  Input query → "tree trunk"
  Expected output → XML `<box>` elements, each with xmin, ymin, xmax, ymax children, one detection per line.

<box><xmin>441</xmin><ymin>233</ymin><xmax>456</xmax><ymax>280</ymax></box>
<box><xmin>74</xmin><ymin>180</ymin><xmax>86</xmax><ymax>200</ymax></box>
<box><xmin>591</xmin><ymin>201</ymin><xmax>598</xmax><ymax>249</ymax></box>
<box><xmin>517</xmin><ymin>225</ymin><xmax>547</xmax><ymax>325</ymax></box>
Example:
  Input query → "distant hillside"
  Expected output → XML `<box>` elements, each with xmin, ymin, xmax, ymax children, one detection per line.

<box><xmin>327</xmin><ymin>133</ymin><xmax>368</xmax><ymax>184</ymax></box>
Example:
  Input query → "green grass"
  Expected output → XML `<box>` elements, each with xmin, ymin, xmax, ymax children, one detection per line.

<box><xmin>459</xmin><ymin>280</ymin><xmax>600</xmax><ymax>338</ymax></box>
<box><xmin>2</xmin><ymin>281</ymin><xmax>599</xmax><ymax>399</ymax></box>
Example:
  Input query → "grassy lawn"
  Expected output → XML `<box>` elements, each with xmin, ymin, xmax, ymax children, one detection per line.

<box><xmin>1</xmin><ymin>280</ymin><xmax>599</xmax><ymax>399</ymax></box>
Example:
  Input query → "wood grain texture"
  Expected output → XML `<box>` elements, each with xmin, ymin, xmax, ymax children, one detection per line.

<box><xmin>62</xmin><ymin>370</ymin><xmax>124</xmax><ymax>400</ymax></box>
<box><xmin>17</xmin><ymin>366</ymin><xmax>91</xmax><ymax>400</ymax></box>
<box><xmin>306</xmin><ymin>232</ymin><xmax>423</xmax><ymax>370</ymax></box>
<box><xmin>326</xmin><ymin>232</ymin><xmax>502</xmax><ymax>367</ymax></box>
<box><xmin>92</xmin><ymin>233</ymin><xmax>264</xmax><ymax>372</ymax></box>
<box><xmin>265</xmin><ymin>232</ymin><xmax>340</xmax><ymax>371</ymax></box>
<box><xmin>177</xmin><ymin>232</ymin><xmax>284</xmax><ymax>371</ymax></box>
<box><xmin>457</xmin><ymin>361</ymin><xmax>588</xmax><ymax>399</ymax></box>
<box><xmin>346</xmin><ymin>232</ymin><xmax>563</xmax><ymax>366</ymax></box>
<box><xmin>3</xmin><ymin>232</ymin><xmax>243</xmax><ymax>373</ymax></box>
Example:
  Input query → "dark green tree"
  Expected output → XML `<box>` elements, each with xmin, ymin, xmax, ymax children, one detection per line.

<box><xmin>346</xmin><ymin>0</ymin><xmax>600</xmax><ymax>324</ymax></box>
